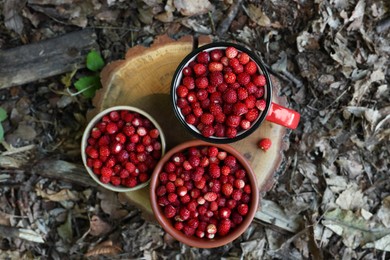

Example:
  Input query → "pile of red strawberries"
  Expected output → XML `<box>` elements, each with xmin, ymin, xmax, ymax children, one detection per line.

<box><xmin>175</xmin><ymin>46</ymin><xmax>267</xmax><ymax>138</ymax></box>
<box><xmin>85</xmin><ymin>110</ymin><xmax>163</xmax><ymax>187</ymax></box>
<box><xmin>156</xmin><ymin>145</ymin><xmax>252</xmax><ymax>238</ymax></box>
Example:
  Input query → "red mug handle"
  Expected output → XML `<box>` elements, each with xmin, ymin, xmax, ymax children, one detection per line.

<box><xmin>265</xmin><ymin>102</ymin><xmax>300</xmax><ymax>129</ymax></box>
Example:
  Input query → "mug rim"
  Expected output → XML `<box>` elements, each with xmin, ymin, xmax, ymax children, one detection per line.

<box><xmin>170</xmin><ymin>42</ymin><xmax>273</xmax><ymax>144</ymax></box>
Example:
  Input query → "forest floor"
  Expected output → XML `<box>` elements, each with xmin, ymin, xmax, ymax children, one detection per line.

<box><xmin>0</xmin><ymin>0</ymin><xmax>389</xmax><ymax>259</ymax></box>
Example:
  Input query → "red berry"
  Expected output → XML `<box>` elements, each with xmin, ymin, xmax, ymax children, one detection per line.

<box><xmin>253</xmin><ymin>74</ymin><xmax>266</xmax><ymax>86</ymax></box>
<box><xmin>237</xmin><ymin>203</ymin><xmax>249</xmax><ymax>216</ymax></box>
<box><xmin>209</xmin><ymin>71</ymin><xmax>223</xmax><ymax>86</ymax></box>
<box><xmin>218</xmin><ymin>219</ymin><xmax>231</xmax><ymax>236</ymax></box>
<box><xmin>238</xmin><ymin>52</ymin><xmax>250</xmax><ymax>65</ymax></box>
<box><xmin>222</xmin><ymin>89</ymin><xmax>237</xmax><ymax>104</ymax></box>
<box><xmin>258</xmin><ymin>138</ymin><xmax>272</xmax><ymax>151</ymax></box>
<box><xmin>195</xmin><ymin>76</ymin><xmax>209</xmax><ymax>89</ymax></box>
<box><xmin>210</xmin><ymin>49</ymin><xmax>223</xmax><ymax>61</ymax></box>
<box><xmin>237</xmin><ymin>72</ymin><xmax>251</xmax><ymax>86</ymax></box>
<box><xmin>204</xmin><ymin>192</ymin><xmax>217</xmax><ymax>202</ymax></box>
<box><xmin>91</xmin><ymin>128</ymin><xmax>101</xmax><ymax>139</ymax></box>
<box><xmin>200</xmin><ymin>113</ymin><xmax>214</xmax><ymax>125</ymax></box>
<box><xmin>209</xmin><ymin>163</ymin><xmax>221</xmax><ymax>178</ymax></box>
<box><xmin>208</xmin><ymin>62</ymin><xmax>223</xmax><ymax>72</ymax></box>
<box><xmin>106</xmin><ymin>122</ymin><xmax>118</xmax><ymax>134</ymax></box>
<box><xmin>245</xmin><ymin>108</ymin><xmax>259</xmax><ymax>122</ymax></box>
<box><xmin>256</xmin><ymin>99</ymin><xmax>266</xmax><ymax>111</ymax></box>
<box><xmin>222</xmin><ymin>183</ymin><xmax>233</xmax><ymax>196</ymax></box>
<box><xmin>206</xmin><ymin>223</ymin><xmax>217</xmax><ymax>234</ymax></box>
<box><xmin>245</xmin><ymin>61</ymin><xmax>258</xmax><ymax>75</ymax></box>
<box><xmin>232</xmin><ymin>102</ymin><xmax>248</xmax><ymax>116</ymax></box>
<box><xmin>182</xmin><ymin>66</ymin><xmax>193</xmax><ymax>76</ymax></box>
<box><xmin>99</xmin><ymin>146</ymin><xmax>110</xmax><ymax>157</ymax></box>
<box><xmin>177</xmin><ymin>85</ymin><xmax>189</xmax><ymax>97</ymax></box>
<box><xmin>197</xmin><ymin>51</ymin><xmax>210</xmax><ymax>64</ymax></box>
<box><xmin>224</xmin><ymin>72</ymin><xmax>236</xmax><ymax>84</ymax></box>
<box><xmin>164</xmin><ymin>205</ymin><xmax>176</xmax><ymax>218</ymax></box>
<box><xmin>225</xmin><ymin>47</ymin><xmax>238</xmax><ymax>59</ymax></box>
<box><xmin>193</xmin><ymin>63</ymin><xmax>207</xmax><ymax>75</ymax></box>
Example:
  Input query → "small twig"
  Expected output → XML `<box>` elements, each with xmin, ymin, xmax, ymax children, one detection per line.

<box><xmin>1</xmin><ymin>144</ymin><xmax>35</xmax><ymax>156</ymax></box>
<box><xmin>217</xmin><ymin>0</ymin><xmax>243</xmax><ymax>36</ymax></box>
<box><xmin>208</xmin><ymin>11</ymin><xmax>216</xmax><ymax>35</ymax></box>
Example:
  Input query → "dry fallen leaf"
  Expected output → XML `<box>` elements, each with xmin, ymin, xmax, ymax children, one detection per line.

<box><xmin>173</xmin><ymin>0</ymin><xmax>213</xmax><ymax>16</ymax></box>
<box><xmin>97</xmin><ymin>190</ymin><xmax>128</xmax><ymax>219</ymax></box>
<box><xmin>3</xmin><ymin>0</ymin><xmax>25</xmax><ymax>34</ymax></box>
<box><xmin>35</xmin><ymin>188</ymin><xmax>79</xmax><ymax>202</ymax></box>
<box><xmin>89</xmin><ymin>215</ymin><xmax>112</xmax><ymax>236</ymax></box>
<box><xmin>85</xmin><ymin>240</ymin><xmax>122</xmax><ymax>257</ymax></box>
<box><xmin>244</xmin><ymin>4</ymin><xmax>271</xmax><ymax>27</ymax></box>
<box><xmin>335</xmin><ymin>183</ymin><xmax>367</xmax><ymax>211</ymax></box>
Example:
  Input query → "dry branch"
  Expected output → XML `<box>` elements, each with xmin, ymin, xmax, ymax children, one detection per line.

<box><xmin>0</xmin><ymin>29</ymin><xmax>98</xmax><ymax>88</ymax></box>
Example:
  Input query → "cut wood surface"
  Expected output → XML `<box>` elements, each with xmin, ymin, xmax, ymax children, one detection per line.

<box><xmin>91</xmin><ymin>34</ymin><xmax>288</xmax><ymax>219</ymax></box>
<box><xmin>0</xmin><ymin>29</ymin><xmax>98</xmax><ymax>89</ymax></box>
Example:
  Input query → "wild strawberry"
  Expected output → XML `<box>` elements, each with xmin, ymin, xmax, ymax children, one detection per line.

<box><xmin>182</xmin><ymin>76</ymin><xmax>195</xmax><ymax>89</ymax></box>
<box><xmin>256</xmin><ymin>99</ymin><xmax>266</xmax><ymax>111</ymax></box>
<box><xmin>226</xmin><ymin>115</ymin><xmax>241</xmax><ymax>128</ymax></box>
<box><xmin>110</xmin><ymin>142</ymin><xmax>123</xmax><ymax>154</ymax></box>
<box><xmin>187</xmin><ymin>218</ymin><xmax>199</xmax><ymax>229</ymax></box>
<box><xmin>210</xmin><ymin>49</ymin><xmax>223</xmax><ymax>61</ymax></box>
<box><xmin>231</xmin><ymin>211</ymin><xmax>243</xmax><ymax>224</ymax></box>
<box><xmin>245</xmin><ymin>61</ymin><xmax>258</xmax><ymax>75</ymax></box>
<box><xmin>222</xmin><ymin>89</ymin><xmax>237</xmax><ymax>104</ymax></box>
<box><xmin>233</xmin><ymin>64</ymin><xmax>244</xmax><ymax>74</ymax></box>
<box><xmin>241</xmin><ymin>193</ymin><xmax>250</xmax><ymax>204</ymax></box>
<box><xmin>229</xmin><ymin>58</ymin><xmax>240</xmax><ymax>69</ymax></box>
<box><xmin>110</xmin><ymin>176</ymin><xmax>121</xmax><ymax>186</ymax></box>
<box><xmin>182</xmin><ymin>66</ymin><xmax>192</xmax><ymax>76</ymax></box>
<box><xmin>245</xmin><ymin>108</ymin><xmax>259</xmax><ymax>122</ymax></box>
<box><xmin>156</xmin><ymin>186</ymin><xmax>167</xmax><ymax>196</ymax></box>
<box><xmin>183</xmin><ymin>226</ymin><xmax>196</xmax><ymax>236</ymax></box>
<box><xmin>232</xmin><ymin>102</ymin><xmax>248</xmax><ymax>116</ymax></box>
<box><xmin>214</xmin><ymin>123</ymin><xmax>226</xmax><ymax>137</ymax></box>
<box><xmin>237</xmin><ymin>72</ymin><xmax>251</xmax><ymax>85</ymax></box>
<box><xmin>217</xmin><ymin>82</ymin><xmax>228</xmax><ymax>93</ymax></box>
<box><xmin>106</xmin><ymin>122</ymin><xmax>118</xmax><ymax>134</ymax></box>
<box><xmin>196</xmin><ymin>90</ymin><xmax>208</xmax><ymax>101</ymax></box>
<box><xmin>232</xmin><ymin>190</ymin><xmax>242</xmax><ymax>201</ymax></box>
<box><xmin>197</xmin><ymin>51</ymin><xmax>210</xmax><ymax>64</ymax></box>
<box><xmin>202</xmin><ymin>125</ymin><xmax>215</xmax><ymax>137</ymax></box>
<box><xmin>86</xmin><ymin>147</ymin><xmax>99</xmax><ymax>159</ymax></box>
<box><xmin>204</xmin><ymin>192</ymin><xmax>218</xmax><ymax>202</ymax></box>
<box><xmin>174</xmin><ymin>222</ymin><xmax>184</xmax><ymax>231</ymax></box>
<box><xmin>254</xmin><ymin>86</ymin><xmax>265</xmax><ymax>99</ymax></box>
<box><xmin>219</xmin><ymin>207</ymin><xmax>231</xmax><ymax>219</ymax></box>
<box><xmin>209</xmin><ymin>71</ymin><xmax>223</xmax><ymax>86</ymax></box>
<box><xmin>164</xmin><ymin>205</ymin><xmax>176</xmax><ymax>218</ymax></box>
<box><xmin>235</xmin><ymin>169</ymin><xmax>246</xmax><ymax>179</ymax></box>
<box><xmin>158</xmin><ymin>196</ymin><xmax>169</xmax><ymax>206</ymax></box>
<box><xmin>238</xmin><ymin>52</ymin><xmax>250</xmax><ymax>64</ymax></box>
<box><xmin>253</xmin><ymin>74</ymin><xmax>266</xmax><ymax>87</ymax></box>
<box><xmin>177</xmin><ymin>186</ymin><xmax>188</xmax><ymax>196</ymax></box>
<box><xmin>176</xmin><ymin>85</ymin><xmax>189</xmax><ymax>97</ymax></box>
<box><xmin>91</xmin><ymin>128</ymin><xmax>102</xmax><ymax>139</ymax></box>
<box><xmin>226</xmin><ymin>199</ymin><xmax>237</xmax><ymax>209</ymax></box>
<box><xmin>200</xmin><ymin>113</ymin><xmax>214</xmax><ymax>125</ymax></box>
<box><xmin>234</xmin><ymin>179</ymin><xmax>245</xmax><ymax>189</ymax></box>
<box><xmin>186</xmin><ymin>92</ymin><xmax>197</xmax><ymax>103</ymax></box>
<box><xmin>237</xmin><ymin>87</ymin><xmax>248</xmax><ymax>100</ymax></box>
<box><xmin>193</xmin><ymin>63</ymin><xmax>207</xmax><ymax>75</ymax></box>
<box><xmin>258</xmin><ymin>138</ymin><xmax>272</xmax><ymax>151</ymax></box>
<box><xmin>100</xmin><ymin>175</ymin><xmax>110</xmax><ymax>183</ymax></box>
<box><xmin>167</xmin><ymin>192</ymin><xmax>178</xmax><ymax>203</ymax></box>
<box><xmin>209</xmin><ymin>163</ymin><xmax>221</xmax><ymax>178</ymax></box>
<box><xmin>101</xmin><ymin>167</ymin><xmax>113</xmax><ymax>178</ymax></box>
<box><xmin>225</xmin><ymin>47</ymin><xmax>238</xmax><ymax>59</ymax></box>
<box><xmin>237</xmin><ymin>203</ymin><xmax>249</xmax><ymax>216</ymax></box>
<box><xmin>206</xmin><ymin>223</ymin><xmax>217</xmax><ymax>234</ymax></box>
<box><xmin>99</xmin><ymin>146</ymin><xmax>110</xmax><ymax>157</ymax></box>
<box><xmin>138</xmin><ymin>172</ymin><xmax>149</xmax><ymax>183</ymax></box>
<box><xmin>224</xmin><ymin>72</ymin><xmax>236</xmax><ymax>84</ymax></box>
<box><xmin>208</xmin><ymin>62</ymin><xmax>223</xmax><ymax>72</ymax></box>
<box><xmin>240</xmin><ymin>119</ymin><xmax>251</xmax><ymax>130</ymax></box>
<box><xmin>221</xmin><ymin>165</ymin><xmax>231</xmax><ymax>176</ymax></box>
<box><xmin>195</xmin><ymin>76</ymin><xmax>208</xmax><ymax>89</ymax></box>
<box><xmin>209</xmin><ymin>92</ymin><xmax>222</xmax><ymax>104</ymax></box>
<box><xmin>222</xmin><ymin>183</ymin><xmax>233</xmax><ymax>196</ymax></box>
<box><xmin>178</xmin><ymin>207</ymin><xmax>191</xmax><ymax>221</ymax></box>
<box><xmin>218</xmin><ymin>219</ymin><xmax>232</xmax><ymax>236</ymax></box>
<box><xmin>243</xmin><ymin>184</ymin><xmax>252</xmax><ymax>194</ymax></box>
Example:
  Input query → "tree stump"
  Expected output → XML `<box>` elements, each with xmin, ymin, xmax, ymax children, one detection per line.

<box><xmin>91</xmin><ymin>35</ymin><xmax>288</xmax><ymax>219</ymax></box>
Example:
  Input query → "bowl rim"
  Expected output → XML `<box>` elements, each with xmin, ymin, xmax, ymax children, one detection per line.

<box><xmin>149</xmin><ymin>140</ymin><xmax>259</xmax><ymax>248</ymax></box>
<box><xmin>81</xmin><ymin>105</ymin><xmax>166</xmax><ymax>192</ymax></box>
<box><xmin>170</xmin><ymin>42</ymin><xmax>273</xmax><ymax>144</ymax></box>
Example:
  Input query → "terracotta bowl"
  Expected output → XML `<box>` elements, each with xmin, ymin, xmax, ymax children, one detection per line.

<box><xmin>81</xmin><ymin>106</ymin><xmax>166</xmax><ymax>192</ymax></box>
<box><xmin>171</xmin><ymin>42</ymin><xmax>273</xmax><ymax>144</ymax></box>
<box><xmin>149</xmin><ymin>140</ymin><xmax>259</xmax><ymax>248</ymax></box>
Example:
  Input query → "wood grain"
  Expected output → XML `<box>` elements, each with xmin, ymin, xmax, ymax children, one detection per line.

<box><xmin>0</xmin><ymin>29</ymin><xmax>98</xmax><ymax>88</ymax></box>
<box><xmin>91</xmin><ymin>35</ymin><xmax>288</xmax><ymax>219</ymax></box>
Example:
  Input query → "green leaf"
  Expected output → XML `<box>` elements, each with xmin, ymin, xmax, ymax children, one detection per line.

<box><xmin>86</xmin><ymin>50</ymin><xmax>104</xmax><ymax>72</ymax></box>
<box><xmin>0</xmin><ymin>124</ymin><xmax>3</xmax><ymax>141</ymax></box>
<box><xmin>0</xmin><ymin>107</ymin><xmax>7</xmax><ymax>122</ymax></box>
<box><xmin>74</xmin><ymin>75</ymin><xmax>101</xmax><ymax>98</ymax></box>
